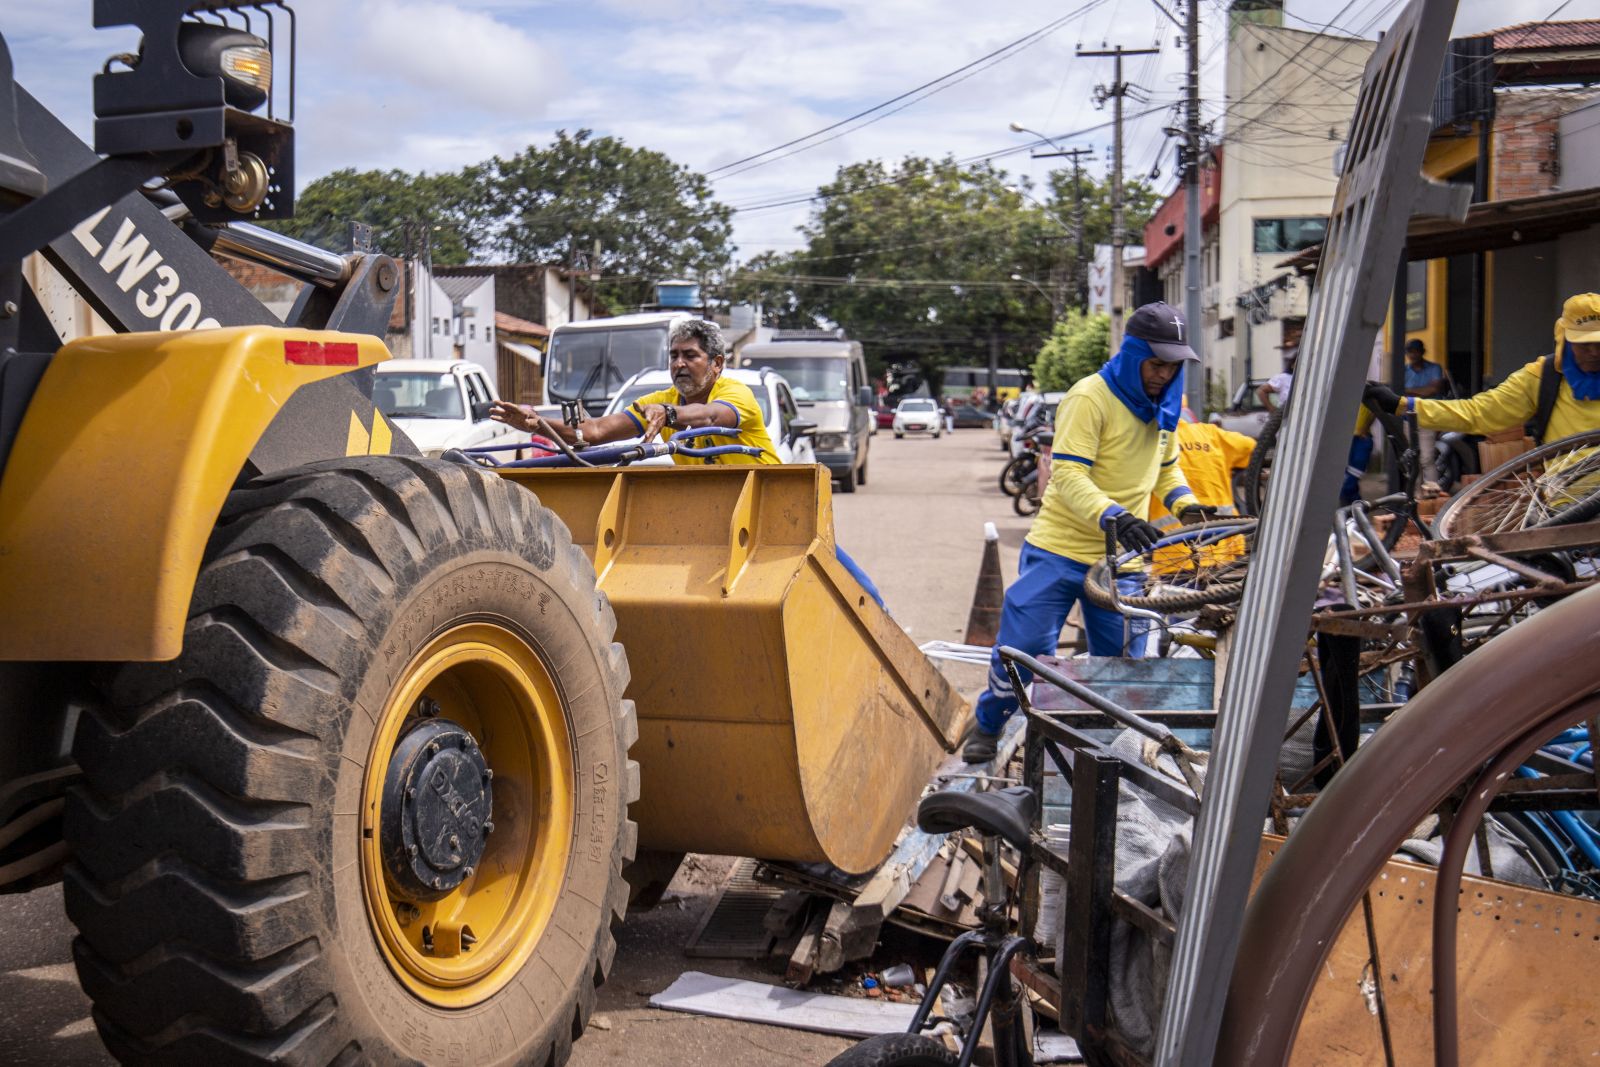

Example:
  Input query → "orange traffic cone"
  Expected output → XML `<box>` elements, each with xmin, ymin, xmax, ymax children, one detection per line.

<box><xmin>963</xmin><ymin>522</ymin><xmax>1005</xmax><ymax>647</ymax></box>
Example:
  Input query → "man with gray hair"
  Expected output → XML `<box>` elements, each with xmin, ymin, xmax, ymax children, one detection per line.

<box><xmin>492</xmin><ymin>318</ymin><xmax>886</xmax><ymax>605</ymax></box>
<box><xmin>490</xmin><ymin>318</ymin><xmax>779</xmax><ymax>466</ymax></box>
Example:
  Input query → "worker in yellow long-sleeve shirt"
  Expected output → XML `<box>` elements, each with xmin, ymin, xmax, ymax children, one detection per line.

<box><xmin>966</xmin><ymin>303</ymin><xmax>1202</xmax><ymax>763</ymax></box>
<box><xmin>1365</xmin><ymin>293</ymin><xmax>1600</xmax><ymax>447</ymax></box>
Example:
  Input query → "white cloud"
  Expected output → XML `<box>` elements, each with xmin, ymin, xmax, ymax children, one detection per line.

<box><xmin>347</xmin><ymin>0</ymin><xmax>560</xmax><ymax>116</ymax></box>
<box><xmin>3</xmin><ymin>0</ymin><xmax>1589</xmax><ymax>262</ymax></box>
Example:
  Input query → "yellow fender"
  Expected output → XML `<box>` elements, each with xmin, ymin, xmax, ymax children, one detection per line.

<box><xmin>0</xmin><ymin>327</ymin><xmax>392</xmax><ymax>662</ymax></box>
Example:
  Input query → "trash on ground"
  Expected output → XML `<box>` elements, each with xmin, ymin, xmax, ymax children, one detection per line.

<box><xmin>649</xmin><ymin>970</ymin><xmax>918</xmax><ymax>1038</ymax></box>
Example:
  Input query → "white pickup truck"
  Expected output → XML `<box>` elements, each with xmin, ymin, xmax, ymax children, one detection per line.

<box><xmin>373</xmin><ymin>359</ymin><xmax>526</xmax><ymax>458</ymax></box>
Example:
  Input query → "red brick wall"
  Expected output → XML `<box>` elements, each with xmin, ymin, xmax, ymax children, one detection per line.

<box><xmin>1493</xmin><ymin>95</ymin><xmax>1565</xmax><ymax>200</ymax></box>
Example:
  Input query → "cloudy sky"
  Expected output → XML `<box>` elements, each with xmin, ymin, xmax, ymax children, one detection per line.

<box><xmin>6</xmin><ymin>0</ymin><xmax>1568</xmax><ymax>260</ymax></box>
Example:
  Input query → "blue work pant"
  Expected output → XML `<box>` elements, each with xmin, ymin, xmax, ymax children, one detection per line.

<box><xmin>974</xmin><ymin>541</ymin><xmax>1146</xmax><ymax>733</ymax></box>
<box><xmin>1340</xmin><ymin>434</ymin><xmax>1375</xmax><ymax>506</ymax></box>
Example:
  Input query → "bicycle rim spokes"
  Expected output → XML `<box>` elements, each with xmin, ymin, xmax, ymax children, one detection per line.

<box><xmin>1437</xmin><ymin>432</ymin><xmax>1600</xmax><ymax>537</ymax></box>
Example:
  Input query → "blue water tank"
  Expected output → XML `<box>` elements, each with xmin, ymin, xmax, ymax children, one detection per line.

<box><xmin>657</xmin><ymin>279</ymin><xmax>700</xmax><ymax>308</ymax></box>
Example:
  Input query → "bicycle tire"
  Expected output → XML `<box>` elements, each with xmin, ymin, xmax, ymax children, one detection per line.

<box><xmin>1082</xmin><ymin>519</ymin><xmax>1256</xmax><ymax>613</ymax></box>
<box><xmin>1489</xmin><ymin>812</ymin><xmax>1573</xmax><ymax>894</ymax></box>
<box><xmin>1433</xmin><ymin>429</ymin><xmax>1600</xmax><ymax>539</ymax></box>
<box><xmin>1243</xmin><ymin>405</ymin><xmax>1284</xmax><ymax>517</ymax></box>
<box><xmin>825</xmin><ymin>1033</ymin><xmax>959</xmax><ymax>1067</ymax></box>
<box><xmin>999</xmin><ymin>454</ymin><xmax>1033</xmax><ymax>497</ymax></box>
<box><xmin>1013</xmin><ymin>477</ymin><xmax>1041</xmax><ymax>516</ymax></box>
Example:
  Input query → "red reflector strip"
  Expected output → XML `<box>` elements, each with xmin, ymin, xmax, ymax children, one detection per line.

<box><xmin>284</xmin><ymin>340</ymin><xmax>360</xmax><ymax>366</ymax></box>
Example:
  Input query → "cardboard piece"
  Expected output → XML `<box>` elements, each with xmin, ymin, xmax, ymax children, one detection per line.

<box><xmin>649</xmin><ymin>970</ymin><xmax>919</xmax><ymax>1038</ymax></box>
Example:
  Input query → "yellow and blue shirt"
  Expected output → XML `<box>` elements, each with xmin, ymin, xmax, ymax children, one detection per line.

<box><xmin>627</xmin><ymin>375</ymin><xmax>780</xmax><ymax>466</ymax></box>
<box><xmin>1028</xmin><ymin>374</ymin><xmax>1197</xmax><ymax>564</ymax></box>
<box><xmin>1412</xmin><ymin>353</ymin><xmax>1600</xmax><ymax>443</ymax></box>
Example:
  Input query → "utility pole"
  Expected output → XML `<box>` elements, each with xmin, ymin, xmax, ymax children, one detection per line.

<box><xmin>1079</xmin><ymin>43</ymin><xmax>1159</xmax><ymax>347</ymax></box>
<box><xmin>1182</xmin><ymin>0</ymin><xmax>1206</xmax><ymax>411</ymax></box>
<box><xmin>1028</xmin><ymin>145</ymin><xmax>1094</xmax><ymax>310</ymax></box>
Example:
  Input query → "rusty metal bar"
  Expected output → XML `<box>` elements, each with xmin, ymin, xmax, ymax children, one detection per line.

<box><xmin>1338</xmin><ymin>577</ymin><xmax>1597</xmax><ymax>618</ymax></box>
<box><xmin>1414</xmin><ymin>522</ymin><xmax>1600</xmax><ymax>563</ymax></box>
<box><xmin>1463</xmin><ymin>543</ymin><xmax>1566</xmax><ymax>586</ymax></box>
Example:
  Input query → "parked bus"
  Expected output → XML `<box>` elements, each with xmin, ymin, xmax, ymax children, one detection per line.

<box><xmin>941</xmin><ymin>365</ymin><xmax>1027</xmax><ymax>404</ymax></box>
<box><xmin>544</xmin><ymin>311</ymin><xmax>692</xmax><ymax>414</ymax></box>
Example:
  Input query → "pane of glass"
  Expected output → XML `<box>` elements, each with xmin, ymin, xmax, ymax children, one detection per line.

<box><xmin>751</xmin><ymin>358</ymin><xmax>849</xmax><ymax>402</ymax></box>
<box><xmin>546</xmin><ymin>331</ymin><xmax>608</xmax><ymax>398</ymax></box>
<box><xmin>373</xmin><ymin>373</ymin><xmax>463</xmax><ymax>419</ymax></box>
<box><xmin>608</xmin><ymin>327</ymin><xmax>670</xmax><ymax>386</ymax></box>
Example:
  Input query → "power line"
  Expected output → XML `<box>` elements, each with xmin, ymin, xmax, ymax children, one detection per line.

<box><xmin>704</xmin><ymin>0</ymin><xmax>1113</xmax><ymax>180</ymax></box>
<box><xmin>721</xmin><ymin>106</ymin><xmax>1168</xmax><ymax>216</ymax></box>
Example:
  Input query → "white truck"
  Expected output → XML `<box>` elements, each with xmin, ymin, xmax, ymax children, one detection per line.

<box><xmin>373</xmin><ymin>359</ymin><xmax>526</xmax><ymax>457</ymax></box>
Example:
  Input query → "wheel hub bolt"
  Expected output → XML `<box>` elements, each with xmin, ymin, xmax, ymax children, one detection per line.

<box><xmin>378</xmin><ymin>719</ymin><xmax>494</xmax><ymax>902</ymax></box>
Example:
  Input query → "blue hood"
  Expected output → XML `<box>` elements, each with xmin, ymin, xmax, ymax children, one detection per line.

<box><xmin>1098</xmin><ymin>335</ymin><xmax>1185</xmax><ymax>431</ymax></box>
<box><xmin>1561</xmin><ymin>341</ymin><xmax>1600</xmax><ymax>401</ymax></box>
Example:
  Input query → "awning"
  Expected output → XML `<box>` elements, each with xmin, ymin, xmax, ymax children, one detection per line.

<box><xmin>1278</xmin><ymin>186</ymin><xmax>1600</xmax><ymax>270</ymax></box>
<box><xmin>499</xmin><ymin>341</ymin><xmax>542</xmax><ymax>366</ymax></box>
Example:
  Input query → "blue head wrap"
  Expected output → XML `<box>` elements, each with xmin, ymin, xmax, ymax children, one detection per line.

<box><xmin>1098</xmin><ymin>334</ymin><xmax>1186</xmax><ymax>431</ymax></box>
<box><xmin>1561</xmin><ymin>340</ymin><xmax>1600</xmax><ymax>401</ymax></box>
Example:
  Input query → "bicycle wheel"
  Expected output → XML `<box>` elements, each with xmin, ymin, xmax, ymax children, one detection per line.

<box><xmin>1083</xmin><ymin>519</ymin><xmax>1257</xmax><ymax>613</ymax></box>
<box><xmin>825</xmin><ymin>1033</ymin><xmax>959</xmax><ymax>1066</ymax></box>
<box><xmin>1242</xmin><ymin>406</ymin><xmax>1284</xmax><ymax>517</ymax></box>
<box><xmin>1433</xmin><ymin>430</ymin><xmax>1600</xmax><ymax>538</ymax></box>
<box><xmin>1013</xmin><ymin>476</ymin><xmax>1040</xmax><ymax>516</ymax></box>
<box><xmin>999</xmin><ymin>454</ymin><xmax>1033</xmax><ymax>497</ymax></box>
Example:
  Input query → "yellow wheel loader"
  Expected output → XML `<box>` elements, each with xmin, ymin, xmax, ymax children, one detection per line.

<box><xmin>0</xmin><ymin>6</ymin><xmax>966</xmax><ymax>1064</ymax></box>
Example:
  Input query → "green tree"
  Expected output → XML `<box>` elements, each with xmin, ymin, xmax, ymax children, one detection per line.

<box><xmin>1032</xmin><ymin>310</ymin><xmax>1110</xmax><ymax>392</ymax></box>
<box><xmin>1042</xmin><ymin>171</ymin><xmax>1161</xmax><ymax>248</ymax></box>
<box><xmin>725</xmin><ymin>156</ymin><xmax>1059</xmax><ymax>379</ymax></box>
<box><xmin>486</xmin><ymin>130</ymin><xmax>734</xmax><ymax>309</ymax></box>
<box><xmin>267</xmin><ymin>167</ymin><xmax>489</xmax><ymax>265</ymax></box>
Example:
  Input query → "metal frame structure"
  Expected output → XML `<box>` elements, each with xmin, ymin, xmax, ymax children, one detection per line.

<box><xmin>1155</xmin><ymin>2</ymin><xmax>1469</xmax><ymax>1061</ymax></box>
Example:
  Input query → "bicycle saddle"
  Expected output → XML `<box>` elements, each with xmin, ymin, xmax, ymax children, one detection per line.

<box><xmin>916</xmin><ymin>786</ymin><xmax>1036</xmax><ymax>853</ymax></box>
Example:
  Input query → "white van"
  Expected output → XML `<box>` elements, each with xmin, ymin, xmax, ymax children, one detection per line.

<box><xmin>737</xmin><ymin>339</ymin><xmax>873</xmax><ymax>493</ymax></box>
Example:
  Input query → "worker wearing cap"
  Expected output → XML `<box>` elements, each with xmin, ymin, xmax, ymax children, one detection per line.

<box><xmin>1366</xmin><ymin>293</ymin><xmax>1600</xmax><ymax>445</ymax></box>
<box><xmin>965</xmin><ymin>303</ymin><xmax>1202</xmax><ymax>763</ymax></box>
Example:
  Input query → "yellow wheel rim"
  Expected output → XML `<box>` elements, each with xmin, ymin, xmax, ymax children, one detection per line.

<box><xmin>360</xmin><ymin>621</ymin><xmax>573</xmax><ymax>1008</ymax></box>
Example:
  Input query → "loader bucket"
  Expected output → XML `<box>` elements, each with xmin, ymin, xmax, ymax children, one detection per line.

<box><xmin>500</xmin><ymin>464</ymin><xmax>971</xmax><ymax>875</ymax></box>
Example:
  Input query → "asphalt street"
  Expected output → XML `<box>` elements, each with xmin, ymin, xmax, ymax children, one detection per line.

<box><xmin>0</xmin><ymin>426</ymin><xmax>1028</xmax><ymax>1066</ymax></box>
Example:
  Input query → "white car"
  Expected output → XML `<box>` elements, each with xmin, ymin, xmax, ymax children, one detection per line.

<box><xmin>373</xmin><ymin>359</ymin><xmax>525</xmax><ymax>458</ymax></box>
<box><xmin>602</xmin><ymin>368</ymin><xmax>818</xmax><ymax>465</ymax></box>
<box><xmin>893</xmin><ymin>397</ymin><xmax>942</xmax><ymax>438</ymax></box>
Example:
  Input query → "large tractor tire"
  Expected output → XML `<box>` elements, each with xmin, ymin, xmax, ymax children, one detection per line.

<box><xmin>64</xmin><ymin>456</ymin><xmax>637</xmax><ymax>1066</ymax></box>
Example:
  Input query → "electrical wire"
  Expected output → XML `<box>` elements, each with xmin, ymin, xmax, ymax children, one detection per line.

<box><xmin>704</xmin><ymin>0</ymin><xmax>1114</xmax><ymax>180</ymax></box>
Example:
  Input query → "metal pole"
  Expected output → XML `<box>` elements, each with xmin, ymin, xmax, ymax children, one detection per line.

<box><xmin>1073</xmin><ymin>153</ymin><xmax>1088</xmax><ymax>311</ymax></box>
<box><xmin>424</xmin><ymin>225</ymin><xmax>433</xmax><ymax>360</ymax></box>
<box><xmin>988</xmin><ymin>324</ymin><xmax>1000</xmax><ymax>399</ymax></box>
<box><xmin>1184</xmin><ymin>0</ymin><xmax>1206</xmax><ymax>411</ymax></box>
<box><xmin>1111</xmin><ymin>49</ymin><xmax>1125</xmax><ymax>347</ymax></box>
<box><xmin>1078</xmin><ymin>45</ymin><xmax>1158</xmax><ymax>347</ymax></box>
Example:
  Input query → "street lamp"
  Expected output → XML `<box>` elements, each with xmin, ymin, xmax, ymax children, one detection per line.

<box><xmin>1009</xmin><ymin>272</ymin><xmax>1062</xmax><ymax>321</ymax></box>
<box><xmin>1009</xmin><ymin>124</ymin><xmax>1092</xmax><ymax>314</ymax></box>
<box><xmin>1009</xmin><ymin>120</ymin><xmax>1070</xmax><ymax>154</ymax></box>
